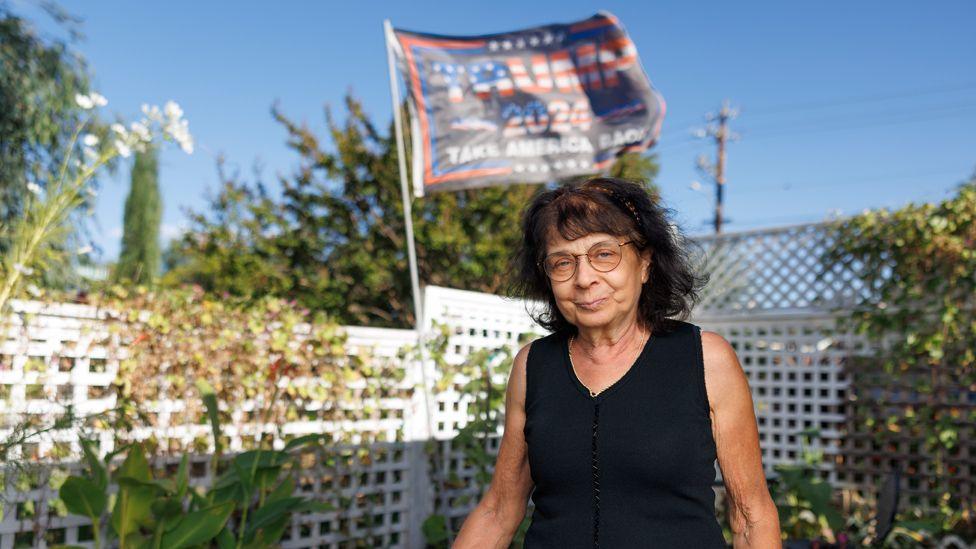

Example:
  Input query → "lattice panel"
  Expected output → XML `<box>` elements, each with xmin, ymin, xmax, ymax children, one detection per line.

<box><xmin>837</xmin><ymin>359</ymin><xmax>976</xmax><ymax>511</ymax></box>
<box><xmin>420</xmin><ymin>286</ymin><xmax>546</xmax><ymax>533</ymax></box>
<box><xmin>0</xmin><ymin>444</ymin><xmax>413</xmax><ymax>549</ymax></box>
<box><xmin>690</xmin><ymin>312</ymin><xmax>867</xmax><ymax>486</ymax></box>
<box><xmin>693</xmin><ymin>221</ymin><xmax>875</xmax><ymax>314</ymax></box>
<box><xmin>0</xmin><ymin>303</ymin><xmax>421</xmax><ymax>549</ymax></box>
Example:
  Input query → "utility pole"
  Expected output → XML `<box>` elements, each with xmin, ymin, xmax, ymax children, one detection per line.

<box><xmin>694</xmin><ymin>100</ymin><xmax>738</xmax><ymax>234</ymax></box>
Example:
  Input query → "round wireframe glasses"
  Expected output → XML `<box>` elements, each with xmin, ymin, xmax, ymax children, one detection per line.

<box><xmin>540</xmin><ymin>240</ymin><xmax>635</xmax><ymax>282</ymax></box>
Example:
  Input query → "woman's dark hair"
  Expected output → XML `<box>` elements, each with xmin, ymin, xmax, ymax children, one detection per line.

<box><xmin>508</xmin><ymin>177</ymin><xmax>709</xmax><ymax>337</ymax></box>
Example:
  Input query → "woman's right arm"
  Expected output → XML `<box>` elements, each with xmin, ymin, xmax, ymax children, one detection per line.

<box><xmin>453</xmin><ymin>342</ymin><xmax>534</xmax><ymax>548</ymax></box>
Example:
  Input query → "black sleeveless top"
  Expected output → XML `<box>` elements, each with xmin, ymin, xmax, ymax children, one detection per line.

<box><xmin>522</xmin><ymin>319</ymin><xmax>726</xmax><ymax>548</ymax></box>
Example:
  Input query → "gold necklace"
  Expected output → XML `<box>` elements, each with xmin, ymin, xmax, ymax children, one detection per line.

<box><xmin>569</xmin><ymin>328</ymin><xmax>650</xmax><ymax>397</ymax></box>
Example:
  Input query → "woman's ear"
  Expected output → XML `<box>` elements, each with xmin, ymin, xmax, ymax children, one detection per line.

<box><xmin>641</xmin><ymin>250</ymin><xmax>653</xmax><ymax>283</ymax></box>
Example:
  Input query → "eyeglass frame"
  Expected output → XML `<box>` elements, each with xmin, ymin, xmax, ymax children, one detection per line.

<box><xmin>538</xmin><ymin>240</ymin><xmax>637</xmax><ymax>282</ymax></box>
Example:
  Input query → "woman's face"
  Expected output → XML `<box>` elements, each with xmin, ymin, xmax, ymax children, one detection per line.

<box><xmin>545</xmin><ymin>231</ymin><xmax>651</xmax><ymax>332</ymax></box>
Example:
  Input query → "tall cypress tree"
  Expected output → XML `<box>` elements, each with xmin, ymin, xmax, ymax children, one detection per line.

<box><xmin>115</xmin><ymin>147</ymin><xmax>162</xmax><ymax>284</ymax></box>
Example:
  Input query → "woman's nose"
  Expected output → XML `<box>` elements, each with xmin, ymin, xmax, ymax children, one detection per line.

<box><xmin>574</xmin><ymin>256</ymin><xmax>599</xmax><ymax>286</ymax></box>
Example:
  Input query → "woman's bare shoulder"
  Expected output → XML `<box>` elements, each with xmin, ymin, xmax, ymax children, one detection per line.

<box><xmin>700</xmin><ymin>330</ymin><xmax>750</xmax><ymax>410</ymax></box>
<box><xmin>507</xmin><ymin>340</ymin><xmax>533</xmax><ymax>405</ymax></box>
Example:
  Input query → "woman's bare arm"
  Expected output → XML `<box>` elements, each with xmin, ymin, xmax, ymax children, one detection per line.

<box><xmin>702</xmin><ymin>331</ymin><xmax>782</xmax><ymax>548</ymax></box>
<box><xmin>453</xmin><ymin>342</ymin><xmax>535</xmax><ymax>548</ymax></box>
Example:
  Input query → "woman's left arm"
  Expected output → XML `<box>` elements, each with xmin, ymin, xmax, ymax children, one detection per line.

<box><xmin>701</xmin><ymin>330</ymin><xmax>782</xmax><ymax>548</ymax></box>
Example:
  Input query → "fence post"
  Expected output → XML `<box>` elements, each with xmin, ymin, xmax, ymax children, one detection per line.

<box><xmin>405</xmin><ymin>350</ymin><xmax>435</xmax><ymax>548</ymax></box>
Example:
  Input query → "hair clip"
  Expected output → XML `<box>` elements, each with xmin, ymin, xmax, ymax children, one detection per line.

<box><xmin>592</xmin><ymin>185</ymin><xmax>642</xmax><ymax>226</ymax></box>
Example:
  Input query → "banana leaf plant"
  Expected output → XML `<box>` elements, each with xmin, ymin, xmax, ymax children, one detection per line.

<box><xmin>55</xmin><ymin>380</ymin><xmax>332</xmax><ymax>548</ymax></box>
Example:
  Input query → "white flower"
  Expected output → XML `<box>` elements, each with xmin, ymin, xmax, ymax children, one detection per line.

<box><xmin>13</xmin><ymin>263</ymin><xmax>34</xmax><ymax>276</ymax></box>
<box><xmin>75</xmin><ymin>93</ymin><xmax>94</xmax><ymax>109</ymax></box>
<box><xmin>77</xmin><ymin>245</ymin><xmax>93</xmax><ymax>255</ymax></box>
<box><xmin>82</xmin><ymin>134</ymin><xmax>99</xmax><ymax>147</ymax></box>
<box><xmin>164</xmin><ymin>117</ymin><xmax>193</xmax><ymax>154</ymax></box>
<box><xmin>110</xmin><ymin>123</ymin><xmax>127</xmax><ymax>136</ymax></box>
<box><xmin>26</xmin><ymin>181</ymin><xmax>43</xmax><ymax>195</ymax></box>
<box><xmin>85</xmin><ymin>186</ymin><xmax>98</xmax><ymax>198</ymax></box>
<box><xmin>798</xmin><ymin>510</ymin><xmax>817</xmax><ymax>523</ymax></box>
<box><xmin>179</xmin><ymin>137</ymin><xmax>194</xmax><ymax>154</ymax></box>
<box><xmin>26</xmin><ymin>284</ymin><xmax>42</xmax><ymax>297</ymax></box>
<box><xmin>130</xmin><ymin>121</ymin><xmax>151</xmax><ymax>142</ymax></box>
<box><xmin>171</xmin><ymin>124</ymin><xmax>194</xmax><ymax>154</ymax></box>
<box><xmin>115</xmin><ymin>139</ymin><xmax>132</xmax><ymax>158</ymax></box>
<box><xmin>141</xmin><ymin>103</ymin><xmax>163</xmax><ymax>123</ymax></box>
<box><xmin>164</xmin><ymin>100</ymin><xmax>183</xmax><ymax>121</ymax></box>
<box><xmin>83</xmin><ymin>146</ymin><xmax>100</xmax><ymax>163</ymax></box>
<box><xmin>89</xmin><ymin>93</ymin><xmax>108</xmax><ymax>107</ymax></box>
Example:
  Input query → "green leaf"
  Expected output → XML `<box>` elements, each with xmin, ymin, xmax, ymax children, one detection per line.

<box><xmin>175</xmin><ymin>454</ymin><xmax>189</xmax><ymax>498</ymax></box>
<box><xmin>821</xmin><ymin>506</ymin><xmax>845</xmax><ymax>533</ymax></box>
<box><xmin>111</xmin><ymin>446</ymin><xmax>156</xmax><ymax>540</ymax></box>
<box><xmin>232</xmin><ymin>450</ymin><xmax>287</xmax><ymax>499</ymax></box>
<box><xmin>253</xmin><ymin>462</ymin><xmax>282</xmax><ymax>485</ymax></box>
<box><xmin>233</xmin><ymin>449</ymin><xmax>288</xmax><ymax>471</ymax></box>
<box><xmin>59</xmin><ymin>476</ymin><xmax>107</xmax><ymax>519</ymax></box>
<box><xmin>122</xmin><ymin>533</ymin><xmax>152</xmax><ymax>549</ymax></box>
<box><xmin>215</xmin><ymin>527</ymin><xmax>235</xmax><ymax>549</ymax></box>
<box><xmin>243</xmin><ymin>496</ymin><xmax>302</xmax><ymax>540</ymax></box>
<box><xmin>242</xmin><ymin>513</ymin><xmax>291</xmax><ymax>547</ymax></box>
<box><xmin>233</xmin><ymin>454</ymin><xmax>257</xmax><ymax>499</ymax></box>
<box><xmin>282</xmin><ymin>433</ymin><xmax>327</xmax><ymax>451</ymax></box>
<box><xmin>294</xmin><ymin>499</ymin><xmax>333</xmax><ymax>513</ymax></box>
<box><xmin>159</xmin><ymin>501</ymin><xmax>234</xmax><ymax>549</ymax></box>
<box><xmin>118</xmin><ymin>475</ymin><xmax>172</xmax><ymax>495</ymax></box>
<box><xmin>266</xmin><ymin>474</ymin><xmax>295</xmax><ymax>504</ymax></box>
<box><xmin>150</xmin><ymin>497</ymin><xmax>183</xmax><ymax>521</ymax></box>
<box><xmin>422</xmin><ymin>514</ymin><xmax>449</xmax><ymax>544</ymax></box>
<box><xmin>114</xmin><ymin>443</ymin><xmax>151</xmax><ymax>483</ymax></box>
<box><xmin>188</xmin><ymin>487</ymin><xmax>211</xmax><ymax>511</ymax></box>
<box><xmin>196</xmin><ymin>379</ymin><xmax>222</xmax><ymax>455</ymax></box>
<box><xmin>895</xmin><ymin>519</ymin><xmax>941</xmax><ymax>534</ymax></box>
<box><xmin>80</xmin><ymin>438</ymin><xmax>108</xmax><ymax>491</ymax></box>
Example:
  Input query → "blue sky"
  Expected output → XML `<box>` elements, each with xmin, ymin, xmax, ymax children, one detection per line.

<box><xmin>18</xmin><ymin>0</ymin><xmax>976</xmax><ymax>261</ymax></box>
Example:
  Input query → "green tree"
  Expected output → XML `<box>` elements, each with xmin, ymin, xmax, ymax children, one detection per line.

<box><xmin>114</xmin><ymin>147</ymin><xmax>162</xmax><ymax>284</ymax></box>
<box><xmin>164</xmin><ymin>95</ymin><xmax>661</xmax><ymax>328</ymax></box>
<box><xmin>0</xmin><ymin>4</ymin><xmax>88</xmax><ymax>217</ymax></box>
<box><xmin>0</xmin><ymin>3</ymin><xmax>106</xmax><ymax>289</ymax></box>
<box><xmin>822</xmin><ymin>171</ymin><xmax>976</xmax><ymax>529</ymax></box>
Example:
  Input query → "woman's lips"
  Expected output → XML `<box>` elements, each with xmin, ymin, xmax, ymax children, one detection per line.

<box><xmin>576</xmin><ymin>297</ymin><xmax>608</xmax><ymax>310</ymax></box>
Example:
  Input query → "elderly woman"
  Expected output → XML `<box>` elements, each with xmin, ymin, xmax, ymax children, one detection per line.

<box><xmin>454</xmin><ymin>178</ymin><xmax>780</xmax><ymax>547</ymax></box>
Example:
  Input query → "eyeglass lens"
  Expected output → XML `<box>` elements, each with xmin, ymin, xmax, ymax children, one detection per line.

<box><xmin>544</xmin><ymin>241</ymin><xmax>624</xmax><ymax>281</ymax></box>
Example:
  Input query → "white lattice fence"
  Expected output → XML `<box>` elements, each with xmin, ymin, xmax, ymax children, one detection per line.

<box><xmin>0</xmin><ymin>218</ymin><xmax>926</xmax><ymax>546</ymax></box>
<box><xmin>691</xmin><ymin>220</ymin><xmax>870</xmax><ymax>314</ymax></box>
<box><xmin>420</xmin><ymin>287</ymin><xmax>545</xmax><ymax>533</ymax></box>
<box><xmin>688</xmin><ymin>220</ymin><xmax>873</xmax><ymax>486</ymax></box>
<box><xmin>0</xmin><ymin>302</ymin><xmax>424</xmax><ymax>549</ymax></box>
<box><xmin>688</xmin><ymin>312</ymin><xmax>862</xmax><ymax>485</ymax></box>
<box><xmin>0</xmin><ymin>287</ymin><xmax>547</xmax><ymax>548</ymax></box>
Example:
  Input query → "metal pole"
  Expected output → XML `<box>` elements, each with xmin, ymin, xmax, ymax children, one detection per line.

<box><xmin>384</xmin><ymin>19</ymin><xmax>445</xmax><ymax>547</ymax></box>
<box><xmin>383</xmin><ymin>26</ymin><xmax>424</xmax><ymax>334</ymax></box>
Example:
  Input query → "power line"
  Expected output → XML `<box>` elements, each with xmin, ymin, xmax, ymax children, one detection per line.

<box><xmin>739</xmin><ymin>99</ymin><xmax>976</xmax><ymax>132</ymax></box>
<box><xmin>656</xmin><ymin>104</ymin><xmax>976</xmax><ymax>153</ymax></box>
<box><xmin>731</xmin><ymin>167</ymin><xmax>973</xmax><ymax>196</ymax></box>
<box><xmin>743</xmin><ymin>81</ymin><xmax>976</xmax><ymax>117</ymax></box>
<box><xmin>739</xmin><ymin>103</ymin><xmax>976</xmax><ymax>140</ymax></box>
<box><xmin>656</xmin><ymin>80</ymin><xmax>976</xmax><ymax>140</ymax></box>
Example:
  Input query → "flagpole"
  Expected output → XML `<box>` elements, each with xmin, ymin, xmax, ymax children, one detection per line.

<box><xmin>385</xmin><ymin>19</ymin><xmax>446</xmax><ymax>546</ymax></box>
<box><xmin>383</xmin><ymin>25</ymin><xmax>424</xmax><ymax>334</ymax></box>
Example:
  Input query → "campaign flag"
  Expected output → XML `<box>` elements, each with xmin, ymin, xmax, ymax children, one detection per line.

<box><xmin>389</xmin><ymin>12</ymin><xmax>665</xmax><ymax>195</ymax></box>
